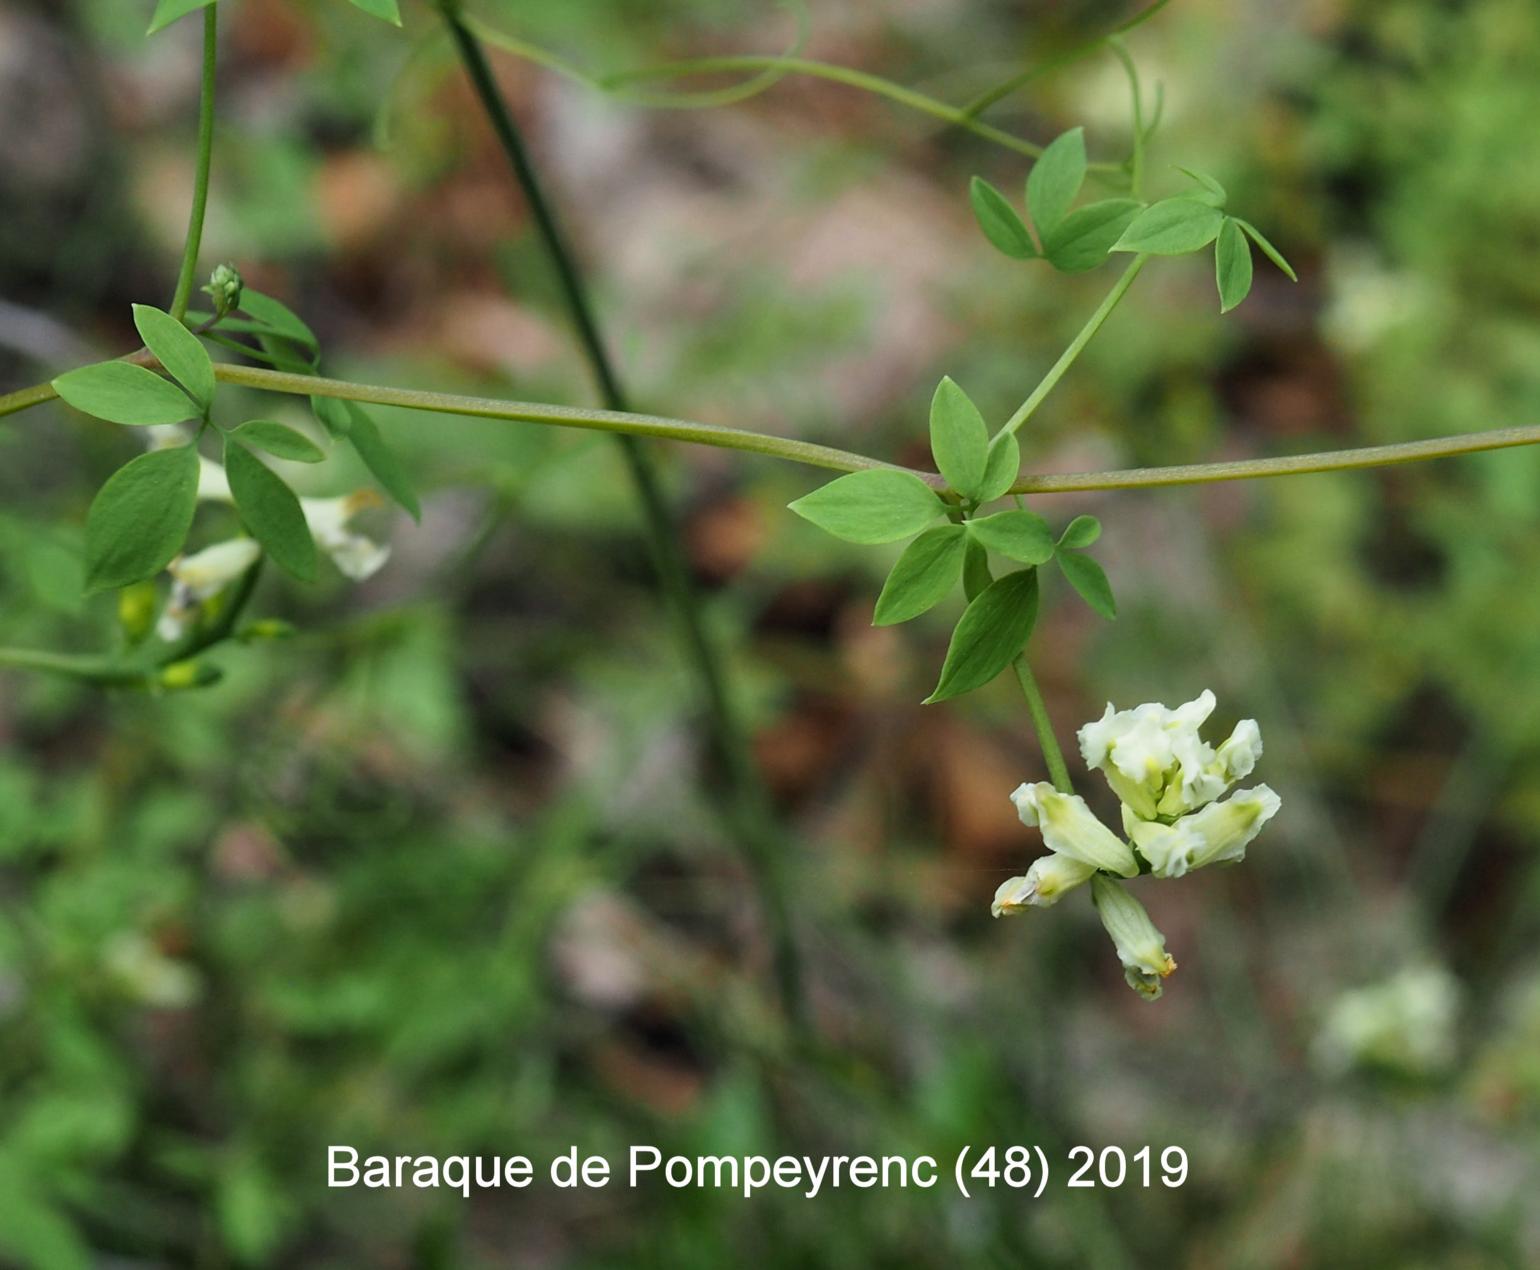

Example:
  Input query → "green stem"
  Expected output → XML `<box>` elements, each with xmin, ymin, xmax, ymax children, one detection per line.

<box><xmin>0</xmin><ymin>381</ymin><xmax>60</xmax><ymax>417</ymax></box>
<box><xmin>0</xmin><ymin>646</ymin><xmax>145</xmax><ymax>687</ymax></box>
<box><xmin>10</xmin><ymin>360</ymin><xmax>1540</xmax><ymax>496</ymax></box>
<box><xmin>1108</xmin><ymin>37</ymin><xmax>1144</xmax><ymax>198</ymax></box>
<box><xmin>168</xmin><ymin>6</ymin><xmax>218</xmax><ymax>322</ymax></box>
<box><xmin>958</xmin><ymin>0</ymin><xmax>1172</xmax><ymax>122</ymax></box>
<box><xmin>1003</xmin><ymin>254</ymin><xmax>1147</xmax><ymax>438</ymax></box>
<box><xmin>1012</xmin><ymin>657</ymin><xmax>1073</xmax><ymax>793</ymax></box>
<box><xmin>441</xmin><ymin>8</ymin><xmax>805</xmax><ymax>1018</ymax></box>
<box><xmin>203</xmin><ymin>366</ymin><xmax>1540</xmax><ymax>493</ymax></box>
<box><xmin>603</xmin><ymin>53</ymin><xmax>1045</xmax><ymax>159</ymax></box>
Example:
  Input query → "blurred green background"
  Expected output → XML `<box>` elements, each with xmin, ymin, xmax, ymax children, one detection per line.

<box><xmin>3</xmin><ymin>0</ymin><xmax>1540</xmax><ymax>1264</ymax></box>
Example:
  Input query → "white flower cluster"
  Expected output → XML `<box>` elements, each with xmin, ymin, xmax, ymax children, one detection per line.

<box><xmin>155</xmin><ymin>451</ymin><xmax>391</xmax><ymax>642</ymax></box>
<box><xmin>993</xmin><ymin>690</ymin><xmax>1280</xmax><ymax>1000</ymax></box>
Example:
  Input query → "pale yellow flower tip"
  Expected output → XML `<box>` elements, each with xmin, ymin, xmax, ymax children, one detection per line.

<box><xmin>991</xmin><ymin>853</ymin><xmax>1098</xmax><ymax>916</ymax></box>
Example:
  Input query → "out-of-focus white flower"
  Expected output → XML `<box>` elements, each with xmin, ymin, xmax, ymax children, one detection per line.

<box><xmin>1090</xmin><ymin>875</ymin><xmax>1176</xmax><ymax>1001</ymax></box>
<box><xmin>300</xmin><ymin>490</ymin><xmax>390</xmax><ymax>580</ymax></box>
<box><xmin>145</xmin><ymin>423</ymin><xmax>194</xmax><ymax>451</ymax></box>
<box><xmin>198</xmin><ymin>455</ymin><xmax>232</xmax><ymax>502</ymax></box>
<box><xmin>1078</xmin><ymin>689</ymin><xmax>1263</xmax><ymax>820</ymax></box>
<box><xmin>992</xmin><ymin>853</ymin><xmax>1098</xmax><ymax>916</ymax></box>
<box><xmin>1323</xmin><ymin>246</ymin><xmax>1435</xmax><ymax>355</ymax></box>
<box><xmin>1011</xmin><ymin>781</ymin><xmax>1138</xmax><ymax>877</ymax></box>
<box><xmin>196</xmin><ymin>456</ymin><xmax>390</xmax><ymax>581</ymax></box>
<box><xmin>157</xmin><ymin>538</ymin><xmax>261</xmax><ymax>641</ymax></box>
<box><xmin>1312</xmin><ymin>966</ymin><xmax>1461</xmax><ymax>1079</ymax></box>
<box><xmin>102</xmin><ymin>931</ymin><xmax>201</xmax><ymax>1009</ymax></box>
<box><xmin>1123</xmin><ymin>785</ymin><xmax>1282</xmax><ymax>879</ymax></box>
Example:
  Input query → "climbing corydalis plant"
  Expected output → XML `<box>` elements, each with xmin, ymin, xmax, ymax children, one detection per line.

<box><xmin>48</xmin><ymin>278</ymin><xmax>417</xmax><ymax>686</ymax></box>
<box><xmin>787</xmin><ymin>104</ymin><xmax>1295</xmax><ymax>994</ymax></box>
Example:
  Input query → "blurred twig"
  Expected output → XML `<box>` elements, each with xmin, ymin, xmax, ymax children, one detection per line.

<box><xmin>439</xmin><ymin>4</ymin><xmax>808</xmax><ymax>1022</ymax></box>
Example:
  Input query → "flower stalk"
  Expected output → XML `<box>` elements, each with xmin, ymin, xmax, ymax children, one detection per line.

<box><xmin>168</xmin><ymin>7</ymin><xmax>218</xmax><ymax>322</ymax></box>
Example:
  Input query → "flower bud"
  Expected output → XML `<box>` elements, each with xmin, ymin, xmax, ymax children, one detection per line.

<box><xmin>157</xmin><ymin>659</ymin><xmax>222</xmax><ymax>691</ymax></box>
<box><xmin>237</xmin><ymin>618</ymin><xmax>297</xmax><ymax>643</ymax></box>
<box><xmin>1090</xmin><ymin>875</ymin><xmax>1176</xmax><ymax>1000</ymax></box>
<box><xmin>991</xmin><ymin>853</ymin><xmax>1097</xmax><ymax>916</ymax></box>
<box><xmin>118</xmin><ymin>582</ymin><xmax>157</xmax><ymax>645</ymax></box>
<box><xmin>203</xmin><ymin>263</ymin><xmax>243</xmax><ymax>318</ymax></box>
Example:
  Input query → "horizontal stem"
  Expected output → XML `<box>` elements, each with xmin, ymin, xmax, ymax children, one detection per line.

<box><xmin>1006</xmin><ymin>427</ymin><xmax>1540</xmax><ymax>492</ymax></box>
<box><xmin>0</xmin><ymin>380</ymin><xmax>61</xmax><ymax>417</ymax></box>
<box><xmin>205</xmin><ymin>368</ymin><xmax>1540</xmax><ymax>493</ymax></box>
<box><xmin>958</xmin><ymin>0</ymin><xmax>1172</xmax><ymax>121</ymax></box>
<box><xmin>0</xmin><ymin>646</ymin><xmax>143</xmax><ymax>685</ymax></box>
<box><xmin>210</xmin><ymin>364</ymin><xmax>910</xmax><ymax>476</ymax></box>
<box><xmin>7</xmin><ymin>360</ymin><xmax>1540</xmax><ymax>495</ymax></box>
<box><xmin>602</xmin><ymin>53</ymin><xmax>1043</xmax><ymax>157</ymax></box>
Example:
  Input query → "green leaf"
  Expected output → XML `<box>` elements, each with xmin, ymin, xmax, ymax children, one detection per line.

<box><xmin>1177</xmin><ymin>166</ymin><xmax>1227</xmax><ymax>206</ymax></box>
<box><xmin>962</xmin><ymin>537</ymin><xmax>992</xmax><ymax>602</ymax></box>
<box><xmin>83</xmin><ymin>445</ymin><xmax>199</xmax><ymax>593</ymax></box>
<box><xmin>238</xmin><ymin>290</ymin><xmax>318</xmax><ymax>350</ymax></box>
<box><xmin>1057</xmin><ymin>550</ymin><xmax>1117</xmax><ymax>619</ymax></box>
<box><xmin>147</xmin><ymin>0</ymin><xmax>215</xmax><ymax>36</ymax></box>
<box><xmin>788</xmin><ymin>469</ymin><xmax>943</xmax><ymax>545</ymax></box>
<box><xmin>1058</xmin><ymin>514</ymin><xmax>1101</xmax><ymax>548</ymax></box>
<box><xmin>347</xmin><ymin>0</ymin><xmax>403</xmax><ymax>24</ymax></box>
<box><xmin>925</xmin><ymin>569</ymin><xmax>1040</xmax><ymax>703</ymax></box>
<box><xmin>975</xmin><ymin>431</ymin><xmax>1020</xmax><ymax>504</ymax></box>
<box><xmin>53</xmin><ymin>362</ymin><xmax>195</xmax><ymax>426</ymax></box>
<box><xmin>1044</xmin><ymin>198</ymin><xmax>1143</xmax><ymax>273</ymax></box>
<box><xmin>231</xmin><ymin>420</ymin><xmax>326</xmax><ymax>463</ymax></box>
<box><xmin>872</xmin><ymin>525</ymin><xmax>967</xmax><ymax>626</ymax></box>
<box><xmin>132</xmin><ymin>304</ymin><xmax>214</xmax><ymax>409</ymax></box>
<box><xmin>347</xmin><ymin>405</ymin><xmax>420</xmax><ymax>520</ymax></box>
<box><xmin>929</xmin><ymin>377</ymin><xmax>989</xmax><ymax>497</ymax></box>
<box><xmin>967</xmin><ymin>510</ymin><xmax>1055</xmax><ymax>564</ymax></box>
<box><xmin>1215</xmin><ymin>218</ymin><xmax>1254</xmax><ymax>313</ymax></box>
<box><xmin>224</xmin><ymin>439</ymin><xmax>316</xmax><ymax>581</ymax></box>
<box><xmin>1113</xmin><ymin>197</ymin><xmax>1225</xmax><ymax>255</ymax></box>
<box><xmin>311</xmin><ymin>395</ymin><xmax>354</xmax><ymax>438</ymax></box>
<box><xmin>1234</xmin><ymin>218</ymin><xmax>1298</xmax><ymax>282</ymax></box>
<box><xmin>0</xmin><ymin>1152</ymin><xmax>91</xmax><ymax>1270</ymax></box>
<box><xmin>1026</xmin><ymin>127</ymin><xmax>1086</xmax><ymax>235</ymax></box>
<box><xmin>968</xmin><ymin>177</ymin><xmax>1037</xmax><ymax>260</ymax></box>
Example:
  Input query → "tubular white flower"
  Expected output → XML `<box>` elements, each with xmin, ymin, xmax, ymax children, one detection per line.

<box><xmin>300</xmin><ymin>491</ymin><xmax>391</xmax><ymax>581</ymax></box>
<box><xmin>1215</xmin><ymin>718</ymin><xmax>1263</xmax><ymax>782</ymax></box>
<box><xmin>991</xmin><ymin>853</ymin><xmax>1098</xmax><ymax>916</ymax></box>
<box><xmin>1125</xmin><ymin>785</ymin><xmax>1281</xmax><ymax>878</ymax></box>
<box><xmin>1079</xmin><ymin>690</ymin><xmax>1264</xmax><ymax>820</ymax></box>
<box><xmin>196</xmin><ymin>455</ymin><xmax>391</xmax><ymax>582</ymax></box>
<box><xmin>157</xmin><ymin>538</ymin><xmax>261</xmax><ymax>641</ymax></box>
<box><xmin>1090</xmin><ymin>874</ymin><xmax>1177</xmax><ymax>1000</ymax></box>
<box><xmin>1010</xmin><ymin>781</ymin><xmax>1138</xmax><ymax>877</ymax></box>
